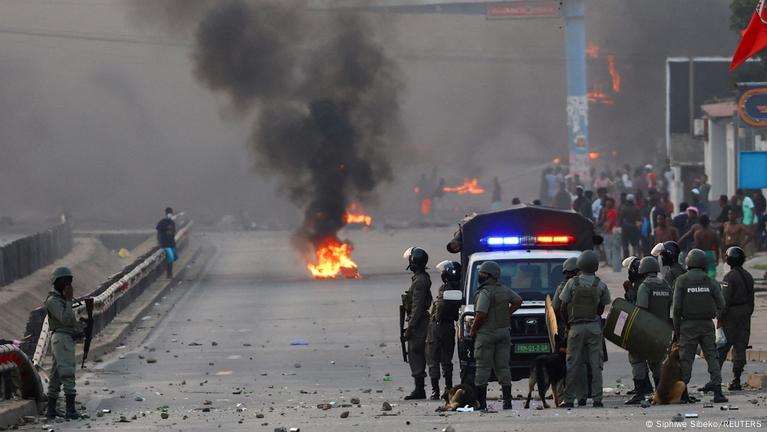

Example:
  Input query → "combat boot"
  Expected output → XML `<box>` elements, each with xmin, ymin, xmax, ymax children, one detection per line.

<box><xmin>681</xmin><ymin>389</ymin><xmax>698</xmax><ymax>404</ymax></box>
<box><xmin>728</xmin><ymin>375</ymin><xmax>742</xmax><ymax>391</ymax></box>
<box><xmin>430</xmin><ymin>378</ymin><xmax>440</xmax><ymax>400</ymax></box>
<box><xmin>441</xmin><ymin>375</ymin><xmax>453</xmax><ymax>399</ymax></box>
<box><xmin>65</xmin><ymin>394</ymin><xmax>80</xmax><ymax>420</ymax></box>
<box><xmin>46</xmin><ymin>398</ymin><xmax>64</xmax><ymax>418</ymax></box>
<box><xmin>476</xmin><ymin>385</ymin><xmax>487</xmax><ymax>410</ymax></box>
<box><xmin>712</xmin><ymin>388</ymin><xmax>728</xmax><ymax>404</ymax></box>
<box><xmin>501</xmin><ymin>385</ymin><xmax>513</xmax><ymax>410</ymax></box>
<box><xmin>624</xmin><ymin>379</ymin><xmax>646</xmax><ymax>405</ymax></box>
<box><xmin>404</xmin><ymin>377</ymin><xmax>426</xmax><ymax>400</ymax></box>
<box><xmin>699</xmin><ymin>382</ymin><xmax>717</xmax><ymax>393</ymax></box>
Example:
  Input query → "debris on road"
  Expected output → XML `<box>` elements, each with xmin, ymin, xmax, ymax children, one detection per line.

<box><xmin>382</xmin><ymin>402</ymin><xmax>393</xmax><ymax>411</ymax></box>
<box><xmin>290</xmin><ymin>339</ymin><xmax>309</xmax><ymax>346</ymax></box>
<box><xmin>340</xmin><ymin>411</ymin><xmax>350</xmax><ymax>418</ymax></box>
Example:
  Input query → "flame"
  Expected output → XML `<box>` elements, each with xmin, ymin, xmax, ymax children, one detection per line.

<box><xmin>443</xmin><ymin>178</ymin><xmax>485</xmax><ymax>195</ymax></box>
<box><xmin>607</xmin><ymin>54</ymin><xmax>621</xmax><ymax>93</ymax></box>
<box><xmin>307</xmin><ymin>237</ymin><xmax>360</xmax><ymax>279</ymax></box>
<box><xmin>421</xmin><ymin>198</ymin><xmax>432</xmax><ymax>216</ymax></box>
<box><xmin>344</xmin><ymin>202</ymin><xmax>372</xmax><ymax>226</ymax></box>
<box><xmin>585</xmin><ymin>41</ymin><xmax>600</xmax><ymax>59</ymax></box>
<box><xmin>587</xmin><ymin>84</ymin><xmax>615</xmax><ymax>106</ymax></box>
<box><xmin>588</xmin><ymin>151</ymin><xmax>601</xmax><ymax>161</ymax></box>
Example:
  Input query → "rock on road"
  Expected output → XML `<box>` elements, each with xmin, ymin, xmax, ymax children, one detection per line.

<box><xmin>26</xmin><ymin>230</ymin><xmax>767</xmax><ymax>432</ymax></box>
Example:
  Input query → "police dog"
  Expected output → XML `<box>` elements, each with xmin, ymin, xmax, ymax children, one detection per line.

<box><xmin>436</xmin><ymin>384</ymin><xmax>480</xmax><ymax>412</ymax></box>
<box><xmin>652</xmin><ymin>343</ymin><xmax>686</xmax><ymax>405</ymax></box>
<box><xmin>524</xmin><ymin>336</ymin><xmax>567</xmax><ymax>409</ymax></box>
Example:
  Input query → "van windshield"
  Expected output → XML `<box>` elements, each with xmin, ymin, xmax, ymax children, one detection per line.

<box><xmin>468</xmin><ymin>259</ymin><xmax>566</xmax><ymax>303</ymax></box>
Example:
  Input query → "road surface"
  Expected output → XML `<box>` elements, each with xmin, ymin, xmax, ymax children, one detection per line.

<box><xmin>26</xmin><ymin>230</ymin><xmax>767</xmax><ymax>432</ymax></box>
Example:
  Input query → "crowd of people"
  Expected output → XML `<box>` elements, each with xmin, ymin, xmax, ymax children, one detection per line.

<box><xmin>540</xmin><ymin>164</ymin><xmax>767</xmax><ymax>274</ymax></box>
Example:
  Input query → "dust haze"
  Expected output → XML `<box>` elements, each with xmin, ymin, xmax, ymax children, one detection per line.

<box><xmin>0</xmin><ymin>0</ymin><xmax>738</xmax><ymax>227</ymax></box>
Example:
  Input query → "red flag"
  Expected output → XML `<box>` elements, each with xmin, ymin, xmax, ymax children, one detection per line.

<box><xmin>731</xmin><ymin>0</ymin><xmax>767</xmax><ymax>71</ymax></box>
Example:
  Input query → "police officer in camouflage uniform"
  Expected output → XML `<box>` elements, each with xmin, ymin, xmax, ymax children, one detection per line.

<box><xmin>672</xmin><ymin>249</ymin><xmax>727</xmax><ymax>403</ymax></box>
<box><xmin>402</xmin><ymin>247</ymin><xmax>432</xmax><ymax>400</ymax></box>
<box><xmin>625</xmin><ymin>257</ymin><xmax>671</xmax><ymax>404</ymax></box>
<box><xmin>426</xmin><ymin>261</ymin><xmax>462</xmax><ymax>400</ymax></box>
<box><xmin>558</xmin><ymin>250</ymin><xmax>611</xmax><ymax>408</ymax></box>
<box><xmin>716</xmin><ymin>247</ymin><xmax>754</xmax><ymax>391</ymax></box>
<box><xmin>469</xmin><ymin>261</ymin><xmax>522</xmax><ymax>410</ymax></box>
<box><xmin>653</xmin><ymin>241</ymin><xmax>685</xmax><ymax>294</ymax></box>
<box><xmin>45</xmin><ymin>267</ymin><xmax>83</xmax><ymax>419</ymax></box>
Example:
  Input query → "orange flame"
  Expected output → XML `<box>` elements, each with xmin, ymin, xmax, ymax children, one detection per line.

<box><xmin>344</xmin><ymin>202</ymin><xmax>372</xmax><ymax>226</ymax></box>
<box><xmin>307</xmin><ymin>237</ymin><xmax>360</xmax><ymax>279</ymax></box>
<box><xmin>443</xmin><ymin>178</ymin><xmax>485</xmax><ymax>195</ymax></box>
<box><xmin>587</xmin><ymin>83</ymin><xmax>615</xmax><ymax>106</ymax></box>
<box><xmin>607</xmin><ymin>54</ymin><xmax>621</xmax><ymax>93</ymax></box>
<box><xmin>421</xmin><ymin>198</ymin><xmax>432</xmax><ymax>216</ymax></box>
<box><xmin>585</xmin><ymin>41</ymin><xmax>600</xmax><ymax>59</ymax></box>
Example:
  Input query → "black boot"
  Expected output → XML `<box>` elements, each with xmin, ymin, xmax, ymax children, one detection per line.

<box><xmin>404</xmin><ymin>377</ymin><xmax>426</xmax><ymax>400</ymax></box>
<box><xmin>46</xmin><ymin>398</ymin><xmax>64</xmax><ymax>418</ymax></box>
<box><xmin>476</xmin><ymin>385</ymin><xmax>487</xmax><ymax>410</ymax></box>
<box><xmin>625</xmin><ymin>379</ymin><xmax>646</xmax><ymax>405</ymax></box>
<box><xmin>699</xmin><ymin>382</ymin><xmax>717</xmax><ymax>393</ymax></box>
<box><xmin>442</xmin><ymin>375</ymin><xmax>453</xmax><ymax>399</ymax></box>
<box><xmin>501</xmin><ymin>385</ymin><xmax>513</xmax><ymax>410</ymax></box>
<box><xmin>712</xmin><ymin>388</ymin><xmax>728</xmax><ymax>403</ymax></box>
<box><xmin>728</xmin><ymin>374</ymin><xmax>742</xmax><ymax>391</ymax></box>
<box><xmin>65</xmin><ymin>395</ymin><xmax>80</xmax><ymax>420</ymax></box>
<box><xmin>681</xmin><ymin>388</ymin><xmax>698</xmax><ymax>404</ymax></box>
<box><xmin>430</xmin><ymin>378</ymin><xmax>440</xmax><ymax>400</ymax></box>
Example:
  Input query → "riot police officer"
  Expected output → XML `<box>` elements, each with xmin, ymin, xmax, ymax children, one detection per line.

<box><xmin>621</xmin><ymin>256</ymin><xmax>650</xmax><ymax>401</ymax></box>
<box><xmin>652</xmin><ymin>241</ymin><xmax>684</xmax><ymax>293</ymax></box>
<box><xmin>426</xmin><ymin>261</ymin><xmax>462</xmax><ymax>400</ymax></box>
<box><xmin>625</xmin><ymin>257</ymin><xmax>671</xmax><ymax>404</ymax></box>
<box><xmin>553</xmin><ymin>257</ymin><xmax>579</xmax><ymax>338</ymax></box>
<box><xmin>716</xmin><ymin>246</ymin><xmax>754</xmax><ymax>391</ymax></box>
<box><xmin>45</xmin><ymin>267</ymin><xmax>82</xmax><ymax>419</ymax></box>
<box><xmin>672</xmin><ymin>249</ymin><xmax>727</xmax><ymax>403</ymax></box>
<box><xmin>559</xmin><ymin>250</ymin><xmax>611</xmax><ymax>408</ymax></box>
<box><xmin>469</xmin><ymin>261</ymin><xmax>522</xmax><ymax>410</ymax></box>
<box><xmin>402</xmin><ymin>247</ymin><xmax>432</xmax><ymax>400</ymax></box>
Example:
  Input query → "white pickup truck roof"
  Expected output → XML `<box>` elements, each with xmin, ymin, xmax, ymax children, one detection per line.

<box><xmin>467</xmin><ymin>249</ymin><xmax>580</xmax><ymax>264</ymax></box>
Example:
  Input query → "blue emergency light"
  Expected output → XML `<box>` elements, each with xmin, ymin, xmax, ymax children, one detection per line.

<box><xmin>481</xmin><ymin>234</ymin><xmax>574</xmax><ymax>248</ymax></box>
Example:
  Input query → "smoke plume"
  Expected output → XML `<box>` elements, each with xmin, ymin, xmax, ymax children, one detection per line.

<box><xmin>136</xmin><ymin>0</ymin><xmax>402</xmax><ymax>254</ymax></box>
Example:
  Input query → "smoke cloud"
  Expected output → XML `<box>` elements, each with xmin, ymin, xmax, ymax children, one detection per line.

<box><xmin>135</xmin><ymin>0</ymin><xmax>402</xmax><ymax>253</ymax></box>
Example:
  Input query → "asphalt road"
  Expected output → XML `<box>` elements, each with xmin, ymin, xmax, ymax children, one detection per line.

<box><xmin>28</xmin><ymin>230</ymin><xmax>767</xmax><ymax>432</ymax></box>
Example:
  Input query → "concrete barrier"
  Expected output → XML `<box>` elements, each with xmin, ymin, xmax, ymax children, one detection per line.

<box><xmin>27</xmin><ymin>215</ymin><xmax>191</xmax><ymax>368</ymax></box>
<box><xmin>0</xmin><ymin>223</ymin><xmax>73</xmax><ymax>288</ymax></box>
<box><xmin>0</xmin><ymin>344</ymin><xmax>44</xmax><ymax>402</ymax></box>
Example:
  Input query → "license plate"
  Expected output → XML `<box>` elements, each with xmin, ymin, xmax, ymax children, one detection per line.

<box><xmin>514</xmin><ymin>342</ymin><xmax>550</xmax><ymax>354</ymax></box>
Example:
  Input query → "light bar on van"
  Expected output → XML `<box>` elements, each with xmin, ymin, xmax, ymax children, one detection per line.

<box><xmin>481</xmin><ymin>235</ymin><xmax>575</xmax><ymax>248</ymax></box>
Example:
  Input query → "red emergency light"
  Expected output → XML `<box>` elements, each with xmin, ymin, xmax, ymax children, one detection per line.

<box><xmin>536</xmin><ymin>235</ymin><xmax>575</xmax><ymax>245</ymax></box>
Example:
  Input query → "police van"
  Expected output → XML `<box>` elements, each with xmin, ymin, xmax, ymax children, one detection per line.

<box><xmin>451</xmin><ymin>204</ymin><xmax>600</xmax><ymax>382</ymax></box>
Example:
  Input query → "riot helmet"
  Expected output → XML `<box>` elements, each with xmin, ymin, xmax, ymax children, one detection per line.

<box><xmin>436</xmin><ymin>260</ymin><xmax>462</xmax><ymax>283</ymax></box>
<box><xmin>622</xmin><ymin>256</ymin><xmax>641</xmax><ymax>282</ymax></box>
<box><xmin>651</xmin><ymin>241</ymin><xmax>681</xmax><ymax>267</ymax></box>
<box><xmin>403</xmin><ymin>247</ymin><xmax>428</xmax><ymax>272</ymax></box>
<box><xmin>725</xmin><ymin>246</ymin><xmax>746</xmax><ymax>268</ymax></box>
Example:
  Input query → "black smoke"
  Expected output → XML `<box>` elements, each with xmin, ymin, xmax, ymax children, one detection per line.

<box><xmin>135</xmin><ymin>0</ymin><xmax>402</xmax><ymax>254</ymax></box>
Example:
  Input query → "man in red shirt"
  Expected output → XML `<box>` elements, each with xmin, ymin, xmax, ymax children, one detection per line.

<box><xmin>603</xmin><ymin>197</ymin><xmax>621</xmax><ymax>272</ymax></box>
<box><xmin>644</xmin><ymin>165</ymin><xmax>657</xmax><ymax>191</ymax></box>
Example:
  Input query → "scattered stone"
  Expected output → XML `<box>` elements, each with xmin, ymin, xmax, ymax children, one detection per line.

<box><xmin>256</xmin><ymin>414</ymin><xmax>265</xmax><ymax>418</ymax></box>
<box><xmin>443</xmin><ymin>427</ymin><xmax>456</xmax><ymax>432</ymax></box>
<box><xmin>202</xmin><ymin>408</ymin><xmax>211</xmax><ymax>413</ymax></box>
<box><xmin>118</xmin><ymin>415</ymin><xmax>130</xmax><ymax>423</ymax></box>
<box><xmin>671</xmin><ymin>413</ymin><xmax>683</xmax><ymax>422</ymax></box>
<box><xmin>340</xmin><ymin>411</ymin><xmax>350</xmax><ymax>419</ymax></box>
<box><xmin>188</xmin><ymin>342</ymin><xmax>202</xmax><ymax>346</ymax></box>
<box><xmin>134</xmin><ymin>396</ymin><xmax>144</xmax><ymax>402</ymax></box>
<box><xmin>294</xmin><ymin>363</ymin><xmax>301</xmax><ymax>368</ymax></box>
<box><xmin>204</xmin><ymin>400</ymin><xmax>213</xmax><ymax>406</ymax></box>
<box><xmin>362</xmin><ymin>389</ymin><xmax>372</xmax><ymax>394</ymax></box>
<box><xmin>233</xmin><ymin>389</ymin><xmax>242</xmax><ymax>395</ymax></box>
<box><xmin>160</xmin><ymin>412</ymin><xmax>169</xmax><ymax>420</ymax></box>
<box><xmin>350</xmin><ymin>398</ymin><xmax>360</xmax><ymax>405</ymax></box>
<box><xmin>274</xmin><ymin>428</ymin><xmax>287</xmax><ymax>432</ymax></box>
<box><xmin>212</xmin><ymin>341</ymin><xmax>218</xmax><ymax>346</ymax></box>
<box><xmin>146</xmin><ymin>358</ymin><xmax>157</xmax><ymax>364</ymax></box>
<box><xmin>382</xmin><ymin>402</ymin><xmax>393</xmax><ymax>411</ymax></box>
<box><xmin>317</xmin><ymin>403</ymin><xmax>333</xmax><ymax>411</ymax></box>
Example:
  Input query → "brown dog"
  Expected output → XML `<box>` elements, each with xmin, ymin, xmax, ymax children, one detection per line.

<box><xmin>652</xmin><ymin>343</ymin><xmax>686</xmax><ymax>405</ymax></box>
<box><xmin>524</xmin><ymin>336</ymin><xmax>566</xmax><ymax>409</ymax></box>
<box><xmin>436</xmin><ymin>384</ymin><xmax>480</xmax><ymax>412</ymax></box>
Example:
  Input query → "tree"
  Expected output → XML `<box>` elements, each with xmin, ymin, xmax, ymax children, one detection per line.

<box><xmin>731</xmin><ymin>0</ymin><xmax>767</xmax><ymax>81</ymax></box>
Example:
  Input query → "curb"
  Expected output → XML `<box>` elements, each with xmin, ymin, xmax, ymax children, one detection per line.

<box><xmin>0</xmin><ymin>400</ymin><xmax>40</xmax><ymax>430</ymax></box>
<box><xmin>82</xmin><ymin>240</ymin><xmax>206</xmax><ymax>365</ymax></box>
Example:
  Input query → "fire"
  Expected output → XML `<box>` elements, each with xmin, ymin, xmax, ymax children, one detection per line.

<box><xmin>607</xmin><ymin>54</ymin><xmax>621</xmax><ymax>93</ymax></box>
<box><xmin>307</xmin><ymin>237</ymin><xmax>360</xmax><ymax>279</ymax></box>
<box><xmin>587</xmin><ymin>83</ymin><xmax>615</xmax><ymax>106</ymax></box>
<box><xmin>443</xmin><ymin>178</ymin><xmax>485</xmax><ymax>195</ymax></box>
<box><xmin>420</xmin><ymin>198</ymin><xmax>432</xmax><ymax>216</ymax></box>
<box><xmin>344</xmin><ymin>202</ymin><xmax>372</xmax><ymax>226</ymax></box>
<box><xmin>585</xmin><ymin>41</ymin><xmax>600</xmax><ymax>59</ymax></box>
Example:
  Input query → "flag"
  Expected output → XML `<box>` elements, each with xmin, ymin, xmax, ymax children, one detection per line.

<box><xmin>731</xmin><ymin>0</ymin><xmax>767</xmax><ymax>71</ymax></box>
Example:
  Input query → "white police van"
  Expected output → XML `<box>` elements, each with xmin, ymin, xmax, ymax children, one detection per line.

<box><xmin>450</xmin><ymin>204</ymin><xmax>600</xmax><ymax>382</ymax></box>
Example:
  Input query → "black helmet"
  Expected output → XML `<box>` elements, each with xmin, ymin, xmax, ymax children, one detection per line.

<box><xmin>436</xmin><ymin>260</ymin><xmax>462</xmax><ymax>283</ymax></box>
<box><xmin>652</xmin><ymin>241</ymin><xmax>680</xmax><ymax>267</ymax></box>
<box><xmin>403</xmin><ymin>247</ymin><xmax>428</xmax><ymax>271</ymax></box>
<box><xmin>622</xmin><ymin>256</ymin><xmax>641</xmax><ymax>283</ymax></box>
<box><xmin>725</xmin><ymin>246</ymin><xmax>746</xmax><ymax>267</ymax></box>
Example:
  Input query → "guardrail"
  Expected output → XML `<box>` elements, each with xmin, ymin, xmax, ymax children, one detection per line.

<box><xmin>0</xmin><ymin>344</ymin><xmax>44</xmax><ymax>402</ymax></box>
<box><xmin>27</xmin><ymin>215</ymin><xmax>192</xmax><ymax>370</ymax></box>
<box><xmin>0</xmin><ymin>223</ymin><xmax>73</xmax><ymax>287</ymax></box>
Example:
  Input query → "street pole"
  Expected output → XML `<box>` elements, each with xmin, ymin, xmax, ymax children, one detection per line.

<box><xmin>563</xmin><ymin>0</ymin><xmax>590</xmax><ymax>183</ymax></box>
